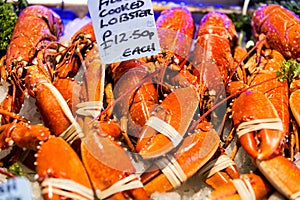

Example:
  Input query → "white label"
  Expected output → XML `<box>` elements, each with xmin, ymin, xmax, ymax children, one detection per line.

<box><xmin>0</xmin><ymin>177</ymin><xmax>33</xmax><ymax>200</ymax></box>
<box><xmin>88</xmin><ymin>0</ymin><xmax>161</xmax><ymax>64</ymax></box>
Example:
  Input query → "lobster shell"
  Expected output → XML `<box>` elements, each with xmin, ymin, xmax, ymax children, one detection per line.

<box><xmin>252</xmin><ymin>4</ymin><xmax>300</xmax><ymax>61</ymax></box>
<box><xmin>35</xmin><ymin>137</ymin><xmax>92</xmax><ymax>200</ymax></box>
<box><xmin>156</xmin><ymin>6</ymin><xmax>195</xmax><ymax>60</ymax></box>
<box><xmin>193</xmin><ymin>11</ymin><xmax>237</xmax><ymax>81</ymax></box>
<box><xmin>6</xmin><ymin>5</ymin><xmax>63</xmax><ymax>69</ymax></box>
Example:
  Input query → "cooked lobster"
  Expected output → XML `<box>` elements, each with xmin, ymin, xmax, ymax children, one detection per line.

<box><xmin>5</xmin><ymin>5</ymin><xmax>63</xmax><ymax>86</ymax></box>
<box><xmin>252</xmin><ymin>4</ymin><xmax>300</xmax><ymax>61</ymax></box>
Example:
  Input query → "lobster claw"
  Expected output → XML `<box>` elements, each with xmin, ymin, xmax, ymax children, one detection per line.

<box><xmin>199</xmin><ymin>152</ymin><xmax>240</xmax><ymax>189</ymax></box>
<box><xmin>136</xmin><ymin>86</ymin><xmax>199</xmax><ymax>159</ymax></box>
<box><xmin>232</xmin><ymin>91</ymin><xmax>285</xmax><ymax>160</ymax></box>
<box><xmin>141</xmin><ymin>122</ymin><xmax>220</xmax><ymax>195</ymax></box>
<box><xmin>81</xmin><ymin>130</ymin><xmax>148</xmax><ymax>200</ymax></box>
<box><xmin>35</xmin><ymin>137</ymin><xmax>92</xmax><ymax>200</ymax></box>
<box><xmin>209</xmin><ymin>172</ymin><xmax>271</xmax><ymax>200</ymax></box>
<box><xmin>256</xmin><ymin>155</ymin><xmax>300</xmax><ymax>199</ymax></box>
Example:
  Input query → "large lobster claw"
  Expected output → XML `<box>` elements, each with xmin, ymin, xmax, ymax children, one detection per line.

<box><xmin>141</xmin><ymin>122</ymin><xmax>220</xmax><ymax>195</ymax></box>
<box><xmin>256</xmin><ymin>155</ymin><xmax>300</xmax><ymax>199</ymax></box>
<box><xmin>209</xmin><ymin>172</ymin><xmax>271</xmax><ymax>200</ymax></box>
<box><xmin>81</xmin><ymin>130</ymin><xmax>148</xmax><ymax>200</ymax></box>
<box><xmin>232</xmin><ymin>91</ymin><xmax>285</xmax><ymax>160</ymax></box>
<box><xmin>136</xmin><ymin>86</ymin><xmax>199</xmax><ymax>159</ymax></box>
<box><xmin>35</xmin><ymin>137</ymin><xmax>92</xmax><ymax>200</ymax></box>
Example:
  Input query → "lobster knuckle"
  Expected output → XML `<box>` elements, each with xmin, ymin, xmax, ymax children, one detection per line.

<box><xmin>34</xmin><ymin>83</ymin><xmax>73</xmax><ymax>136</ymax></box>
<box><xmin>12</xmin><ymin>123</ymin><xmax>50</xmax><ymax>151</ymax></box>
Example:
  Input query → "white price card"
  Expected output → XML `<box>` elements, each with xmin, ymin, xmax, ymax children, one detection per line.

<box><xmin>0</xmin><ymin>177</ymin><xmax>33</xmax><ymax>200</ymax></box>
<box><xmin>88</xmin><ymin>0</ymin><xmax>161</xmax><ymax>64</ymax></box>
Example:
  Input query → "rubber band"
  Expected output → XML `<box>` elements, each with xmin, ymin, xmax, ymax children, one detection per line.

<box><xmin>199</xmin><ymin>155</ymin><xmax>236</xmax><ymax>179</ymax></box>
<box><xmin>236</xmin><ymin>118</ymin><xmax>283</xmax><ymax>138</ymax></box>
<box><xmin>232</xmin><ymin>177</ymin><xmax>256</xmax><ymax>200</ymax></box>
<box><xmin>41</xmin><ymin>178</ymin><xmax>93</xmax><ymax>200</ymax></box>
<box><xmin>44</xmin><ymin>82</ymin><xmax>77</xmax><ymax>123</ymax></box>
<box><xmin>290</xmin><ymin>190</ymin><xmax>300</xmax><ymax>200</ymax></box>
<box><xmin>76</xmin><ymin>101</ymin><xmax>103</xmax><ymax>118</ymax></box>
<box><xmin>96</xmin><ymin>174</ymin><xmax>144</xmax><ymax>199</ymax></box>
<box><xmin>59</xmin><ymin>121</ymin><xmax>82</xmax><ymax>144</ymax></box>
<box><xmin>156</xmin><ymin>155</ymin><xmax>187</xmax><ymax>188</ymax></box>
<box><xmin>41</xmin><ymin>174</ymin><xmax>143</xmax><ymax>200</ymax></box>
<box><xmin>146</xmin><ymin>116</ymin><xmax>183</xmax><ymax>147</ymax></box>
<box><xmin>43</xmin><ymin>82</ymin><xmax>82</xmax><ymax>143</ymax></box>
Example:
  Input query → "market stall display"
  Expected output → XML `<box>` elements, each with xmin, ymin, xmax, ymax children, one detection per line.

<box><xmin>0</xmin><ymin>0</ymin><xmax>300</xmax><ymax>199</ymax></box>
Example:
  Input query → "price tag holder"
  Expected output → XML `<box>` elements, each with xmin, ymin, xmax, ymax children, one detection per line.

<box><xmin>0</xmin><ymin>177</ymin><xmax>33</xmax><ymax>200</ymax></box>
<box><xmin>88</xmin><ymin>0</ymin><xmax>161</xmax><ymax>64</ymax></box>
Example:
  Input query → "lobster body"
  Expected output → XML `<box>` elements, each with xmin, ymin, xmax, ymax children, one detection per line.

<box><xmin>193</xmin><ymin>11</ymin><xmax>237</xmax><ymax>82</ymax></box>
<box><xmin>156</xmin><ymin>6</ymin><xmax>195</xmax><ymax>60</ymax></box>
<box><xmin>252</xmin><ymin>4</ymin><xmax>300</xmax><ymax>61</ymax></box>
<box><xmin>6</xmin><ymin>5</ymin><xmax>63</xmax><ymax>78</ymax></box>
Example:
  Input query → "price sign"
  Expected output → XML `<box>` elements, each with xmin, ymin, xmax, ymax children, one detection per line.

<box><xmin>0</xmin><ymin>177</ymin><xmax>33</xmax><ymax>200</ymax></box>
<box><xmin>88</xmin><ymin>0</ymin><xmax>161</xmax><ymax>64</ymax></box>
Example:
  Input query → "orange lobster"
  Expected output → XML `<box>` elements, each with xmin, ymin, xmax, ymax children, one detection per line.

<box><xmin>155</xmin><ymin>6</ymin><xmax>195</xmax><ymax>61</ymax></box>
<box><xmin>252</xmin><ymin>4</ymin><xmax>300</xmax><ymax>61</ymax></box>
<box><xmin>188</xmin><ymin>11</ymin><xmax>242</xmax><ymax>189</ymax></box>
<box><xmin>35</xmin><ymin>134</ymin><xmax>148</xmax><ymax>199</ymax></box>
<box><xmin>5</xmin><ymin>5</ymin><xmax>63</xmax><ymax>89</ymax></box>
<box><xmin>193</xmin><ymin>11</ymin><xmax>238</xmax><ymax>84</ymax></box>
<box><xmin>1</xmin><ymin>5</ymin><xmax>63</xmax><ymax>114</ymax></box>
